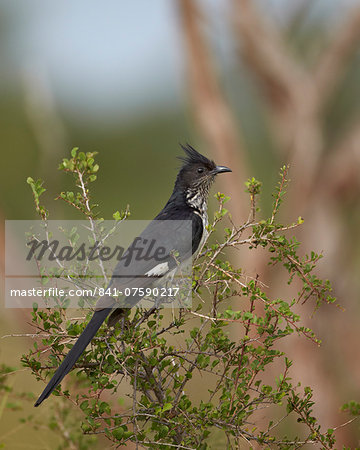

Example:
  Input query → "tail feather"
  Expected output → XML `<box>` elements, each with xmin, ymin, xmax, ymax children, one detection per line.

<box><xmin>34</xmin><ymin>307</ymin><xmax>112</xmax><ymax>407</ymax></box>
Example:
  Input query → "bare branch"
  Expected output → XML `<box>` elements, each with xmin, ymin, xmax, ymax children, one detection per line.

<box><xmin>233</xmin><ymin>0</ymin><xmax>307</xmax><ymax>115</ymax></box>
<box><xmin>314</xmin><ymin>6</ymin><xmax>360</xmax><ymax>109</ymax></box>
<box><xmin>22</xmin><ymin>64</ymin><xmax>68</xmax><ymax>182</ymax></box>
<box><xmin>319</xmin><ymin>117</ymin><xmax>360</xmax><ymax>199</ymax></box>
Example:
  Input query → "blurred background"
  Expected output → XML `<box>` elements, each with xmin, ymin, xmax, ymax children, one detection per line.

<box><xmin>1</xmin><ymin>0</ymin><xmax>360</xmax><ymax>447</ymax></box>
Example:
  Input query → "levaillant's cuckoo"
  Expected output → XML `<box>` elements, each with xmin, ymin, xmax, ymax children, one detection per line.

<box><xmin>34</xmin><ymin>144</ymin><xmax>231</xmax><ymax>406</ymax></box>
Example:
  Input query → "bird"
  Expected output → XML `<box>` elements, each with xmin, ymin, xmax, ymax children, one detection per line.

<box><xmin>34</xmin><ymin>144</ymin><xmax>231</xmax><ymax>407</ymax></box>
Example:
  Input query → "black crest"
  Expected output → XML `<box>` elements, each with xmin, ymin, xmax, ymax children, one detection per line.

<box><xmin>178</xmin><ymin>144</ymin><xmax>216</xmax><ymax>170</ymax></box>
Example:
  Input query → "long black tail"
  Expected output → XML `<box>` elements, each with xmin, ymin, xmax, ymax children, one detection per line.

<box><xmin>34</xmin><ymin>307</ymin><xmax>112</xmax><ymax>407</ymax></box>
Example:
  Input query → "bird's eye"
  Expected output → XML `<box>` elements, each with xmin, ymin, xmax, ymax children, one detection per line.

<box><xmin>197</xmin><ymin>167</ymin><xmax>204</xmax><ymax>173</ymax></box>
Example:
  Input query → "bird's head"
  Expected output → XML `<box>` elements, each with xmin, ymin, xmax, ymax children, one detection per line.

<box><xmin>176</xmin><ymin>144</ymin><xmax>231</xmax><ymax>193</ymax></box>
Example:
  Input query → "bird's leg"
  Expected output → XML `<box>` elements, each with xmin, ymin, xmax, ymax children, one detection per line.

<box><xmin>107</xmin><ymin>307</ymin><xmax>129</xmax><ymax>328</ymax></box>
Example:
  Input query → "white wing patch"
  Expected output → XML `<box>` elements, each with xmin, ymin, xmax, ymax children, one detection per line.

<box><xmin>145</xmin><ymin>262</ymin><xmax>169</xmax><ymax>277</ymax></box>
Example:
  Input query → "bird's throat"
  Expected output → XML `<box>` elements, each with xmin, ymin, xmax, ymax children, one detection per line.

<box><xmin>185</xmin><ymin>186</ymin><xmax>209</xmax><ymax>215</ymax></box>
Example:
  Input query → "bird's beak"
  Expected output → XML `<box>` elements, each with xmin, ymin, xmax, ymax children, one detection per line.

<box><xmin>212</xmin><ymin>165</ymin><xmax>232</xmax><ymax>175</ymax></box>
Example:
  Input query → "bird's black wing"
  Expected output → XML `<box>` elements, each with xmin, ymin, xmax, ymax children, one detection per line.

<box><xmin>102</xmin><ymin>206</ymin><xmax>203</xmax><ymax>298</ymax></box>
<box><xmin>104</xmin><ymin>208</ymin><xmax>203</xmax><ymax>324</ymax></box>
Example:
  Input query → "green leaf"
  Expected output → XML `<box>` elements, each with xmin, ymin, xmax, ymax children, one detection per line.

<box><xmin>162</xmin><ymin>403</ymin><xmax>172</xmax><ymax>413</ymax></box>
<box><xmin>112</xmin><ymin>426</ymin><xmax>124</xmax><ymax>440</ymax></box>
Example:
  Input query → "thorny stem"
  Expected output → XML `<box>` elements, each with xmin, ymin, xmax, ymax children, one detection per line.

<box><xmin>76</xmin><ymin>168</ymin><xmax>108</xmax><ymax>283</ymax></box>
